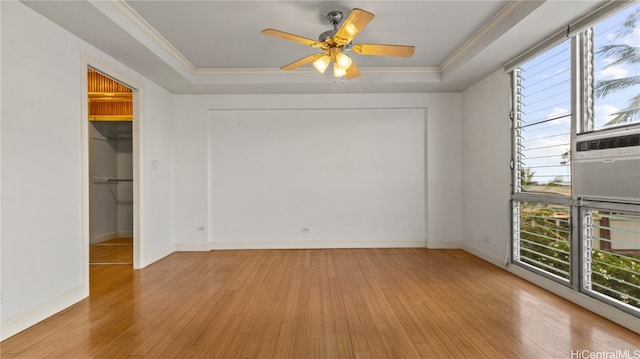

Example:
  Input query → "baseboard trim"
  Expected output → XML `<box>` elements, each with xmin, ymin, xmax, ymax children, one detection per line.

<box><xmin>208</xmin><ymin>240</ymin><xmax>427</xmax><ymax>250</ymax></box>
<box><xmin>141</xmin><ymin>244</ymin><xmax>176</xmax><ymax>268</ymax></box>
<box><xmin>91</xmin><ymin>232</ymin><xmax>117</xmax><ymax>244</ymax></box>
<box><xmin>91</xmin><ymin>231</ymin><xmax>133</xmax><ymax>244</ymax></box>
<box><xmin>1</xmin><ymin>286</ymin><xmax>87</xmax><ymax>341</ymax></box>
<box><xmin>426</xmin><ymin>240</ymin><xmax>461</xmax><ymax>249</ymax></box>
<box><xmin>462</xmin><ymin>243</ymin><xmax>640</xmax><ymax>335</ymax></box>
<box><xmin>117</xmin><ymin>230</ymin><xmax>133</xmax><ymax>238</ymax></box>
<box><xmin>174</xmin><ymin>243</ymin><xmax>211</xmax><ymax>251</ymax></box>
<box><xmin>461</xmin><ymin>243</ymin><xmax>508</xmax><ymax>268</ymax></box>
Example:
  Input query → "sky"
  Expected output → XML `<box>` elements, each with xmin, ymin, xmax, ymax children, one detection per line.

<box><xmin>593</xmin><ymin>4</ymin><xmax>640</xmax><ymax>130</ymax></box>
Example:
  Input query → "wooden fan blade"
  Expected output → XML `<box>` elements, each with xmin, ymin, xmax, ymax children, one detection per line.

<box><xmin>333</xmin><ymin>8</ymin><xmax>374</xmax><ymax>45</ymax></box>
<box><xmin>281</xmin><ymin>53</ymin><xmax>326</xmax><ymax>71</ymax></box>
<box><xmin>261</xmin><ymin>28</ymin><xmax>322</xmax><ymax>48</ymax></box>
<box><xmin>345</xmin><ymin>62</ymin><xmax>361</xmax><ymax>79</ymax></box>
<box><xmin>351</xmin><ymin>43</ymin><xmax>415</xmax><ymax>57</ymax></box>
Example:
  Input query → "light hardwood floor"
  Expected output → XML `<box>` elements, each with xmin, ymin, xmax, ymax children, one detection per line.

<box><xmin>89</xmin><ymin>237</ymin><xmax>133</xmax><ymax>265</ymax></box>
<box><xmin>2</xmin><ymin>249</ymin><xmax>638</xmax><ymax>358</ymax></box>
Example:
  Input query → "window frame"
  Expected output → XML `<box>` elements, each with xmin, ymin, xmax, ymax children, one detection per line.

<box><xmin>510</xmin><ymin>36</ymin><xmax>578</xmax><ymax>287</ymax></box>
<box><xmin>579</xmin><ymin>200</ymin><xmax>640</xmax><ymax>315</ymax></box>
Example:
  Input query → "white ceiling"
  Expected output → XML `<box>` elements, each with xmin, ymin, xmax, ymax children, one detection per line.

<box><xmin>22</xmin><ymin>1</ymin><xmax>604</xmax><ymax>94</ymax></box>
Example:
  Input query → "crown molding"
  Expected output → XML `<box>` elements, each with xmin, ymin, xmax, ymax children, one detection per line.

<box><xmin>89</xmin><ymin>0</ymin><xmax>196</xmax><ymax>77</ymax></box>
<box><xmin>189</xmin><ymin>67</ymin><xmax>442</xmax><ymax>85</ymax></box>
<box><xmin>193</xmin><ymin>67</ymin><xmax>440</xmax><ymax>75</ymax></box>
<box><xmin>440</xmin><ymin>0</ymin><xmax>545</xmax><ymax>74</ymax></box>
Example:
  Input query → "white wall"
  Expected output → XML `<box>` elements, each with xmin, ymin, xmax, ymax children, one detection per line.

<box><xmin>90</xmin><ymin>122</ymin><xmax>134</xmax><ymax>243</ymax></box>
<box><xmin>116</xmin><ymin>136</ymin><xmax>133</xmax><ymax>235</ymax></box>
<box><xmin>174</xmin><ymin>93</ymin><xmax>462</xmax><ymax>250</ymax></box>
<box><xmin>2</xmin><ymin>0</ymin><xmax>85</xmax><ymax>332</ymax></box>
<box><xmin>426</xmin><ymin>94</ymin><xmax>464</xmax><ymax>249</ymax></box>
<box><xmin>460</xmin><ymin>69</ymin><xmax>512</xmax><ymax>264</ymax></box>
<box><xmin>209</xmin><ymin>108</ymin><xmax>425</xmax><ymax>248</ymax></box>
<box><xmin>140</xmin><ymin>82</ymin><xmax>176</xmax><ymax>264</ymax></box>
<box><xmin>91</xmin><ymin>125</ymin><xmax>119</xmax><ymax>242</ymax></box>
<box><xmin>1</xmin><ymin>1</ymin><xmax>175</xmax><ymax>339</ymax></box>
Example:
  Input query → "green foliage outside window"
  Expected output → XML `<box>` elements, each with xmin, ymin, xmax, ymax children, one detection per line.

<box><xmin>519</xmin><ymin>204</ymin><xmax>570</xmax><ymax>280</ymax></box>
<box><xmin>519</xmin><ymin>204</ymin><xmax>640</xmax><ymax>309</ymax></box>
<box><xmin>591</xmin><ymin>247</ymin><xmax>640</xmax><ymax>308</ymax></box>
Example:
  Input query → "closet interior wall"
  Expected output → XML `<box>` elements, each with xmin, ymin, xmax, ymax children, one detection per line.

<box><xmin>91</xmin><ymin>121</ymin><xmax>133</xmax><ymax>244</ymax></box>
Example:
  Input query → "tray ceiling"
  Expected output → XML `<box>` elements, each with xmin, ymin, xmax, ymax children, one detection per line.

<box><xmin>22</xmin><ymin>1</ymin><xmax>604</xmax><ymax>94</ymax></box>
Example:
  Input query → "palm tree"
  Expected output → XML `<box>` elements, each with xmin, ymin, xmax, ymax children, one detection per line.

<box><xmin>594</xmin><ymin>6</ymin><xmax>640</xmax><ymax>126</ymax></box>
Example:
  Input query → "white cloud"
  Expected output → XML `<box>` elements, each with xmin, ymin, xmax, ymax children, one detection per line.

<box><xmin>538</xmin><ymin>67</ymin><xmax>569</xmax><ymax>79</ymax></box>
<box><xmin>521</xmin><ymin>107</ymin><xmax>571</xmax><ymax>159</ymax></box>
<box><xmin>604</xmin><ymin>19</ymin><xmax>639</xmax><ymax>46</ymax></box>
<box><xmin>596</xmin><ymin>65</ymin><xmax>629</xmax><ymax>80</ymax></box>
<box><xmin>546</xmin><ymin>107</ymin><xmax>571</xmax><ymax>125</ymax></box>
<box><xmin>596</xmin><ymin>22</ymin><xmax>636</xmax><ymax>79</ymax></box>
<box><xmin>595</xmin><ymin>104</ymin><xmax>620</xmax><ymax>116</ymax></box>
<box><xmin>594</xmin><ymin>104</ymin><xmax>620</xmax><ymax>128</ymax></box>
<box><xmin>547</xmin><ymin>107</ymin><xmax>569</xmax><ymax>118</ymax></box>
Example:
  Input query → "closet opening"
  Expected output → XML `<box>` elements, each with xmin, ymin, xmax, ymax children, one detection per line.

<box><xmin>88</xmin><ymin>68</ymin><xmax>134</xmax><ymax>266</ymax></box>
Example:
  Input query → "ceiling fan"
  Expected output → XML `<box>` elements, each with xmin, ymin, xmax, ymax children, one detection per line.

<box><xmin>261</xmin><ymin>8</ymin><xmax>415</xmax><ymax>79</ymax></box>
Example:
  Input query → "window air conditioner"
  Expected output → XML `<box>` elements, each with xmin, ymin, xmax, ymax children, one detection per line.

<box><xmin>573</xmin><ymin>127</ymin><xmax>640</xmax><ymax>203</ymax></box>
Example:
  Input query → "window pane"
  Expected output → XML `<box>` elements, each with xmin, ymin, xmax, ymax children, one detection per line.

<box><xmin>584</xmin><ymin>209</ymin><xmax>640</xmax><ymax>311</ymax></box>
<box><xmin>514</xmin><ymin>40</ymin><xmax>572</xmax><ymax>195</ymax></box>
<box><xmin>591</xmin><ymin>3</ymin><xmax>640</xmax><ymax>131</ymax></box>
<box><xmin>514</xmin><ymin>201</ymin><xmax>571</xmax><ymax>281</ymax></box>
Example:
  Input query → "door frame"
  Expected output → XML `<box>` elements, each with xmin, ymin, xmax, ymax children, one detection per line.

<box><xmin>81</xmin><ymin>53</ymin><xmax>145</xmax><ymax>286</ymax></box>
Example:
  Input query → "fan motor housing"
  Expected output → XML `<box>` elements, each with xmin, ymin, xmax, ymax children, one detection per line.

<box><xmin>319</xmin><ymin>30</ymin><xmax>336</xmax><ymax>42</ymax></box>
<box><xmin>320</xmin><ymin>11</ymin><xmax>343</xmax><ymax>43</ymax></box>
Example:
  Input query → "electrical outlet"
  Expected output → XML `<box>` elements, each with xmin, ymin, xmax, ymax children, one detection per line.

<box><xmin>196</xmin><ymin>226</ymin><xmax>206</xmax><ymax>231</ymax></box>
<box><xmin>301</xmin><ymin>227</ymin><xmax>310</xmax><ymax>233</ymax></box>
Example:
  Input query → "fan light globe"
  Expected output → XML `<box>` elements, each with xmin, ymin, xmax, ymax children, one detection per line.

<box><xmin>344</xmin><ymin>24</ymin><xmax>357</xmax><ymax>36</ymax></box>
<box><xmin>335</xmin><ymin>52</ymin><xmax>352</xmax><ymax>70</ymax></box>
<box><xmin>333</xmin><ymin>62</ymin><xmax>347</xmax><ymax>77</ymax></box>
<box><xmin>313</xmin><ymin>55</ymin><xmax>331</xmax><ymax>73</ymax></box>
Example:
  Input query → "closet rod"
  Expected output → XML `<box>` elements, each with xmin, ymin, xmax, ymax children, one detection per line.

<box><xmin>93</xmin><ymin>178</ymin><xmax>133</xmax><ymax>183</ymax></box>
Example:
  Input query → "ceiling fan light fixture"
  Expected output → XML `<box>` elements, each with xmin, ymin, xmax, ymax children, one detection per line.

<box><xmin>261</xmin><ymin>8</ymin><xmax>414</xmax><ymax>80</ymax></box>
<box><xmin>335</xmin><ymin>52</ymin><xmax>352</xmax><ymax>70</ymax></box>
<box><xmin>313</xmin><ymin>55</ymin><xmax>331</xmax><ymax>73</ymax></box>
<box><xmin>333</xmin><ymin>62</ymin><xmax>347</xmax><ymax>77</ymax></box>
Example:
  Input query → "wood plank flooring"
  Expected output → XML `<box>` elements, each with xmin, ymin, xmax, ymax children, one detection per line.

<box><xmin>2</xmin><ymin>249</ymin><xmax>639</xmax><ymax>358</ymax></box>
<box><xmin>89</xmin><ymin>237</ymin><xmax>133</xmax><ymax>265</ymax></box>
